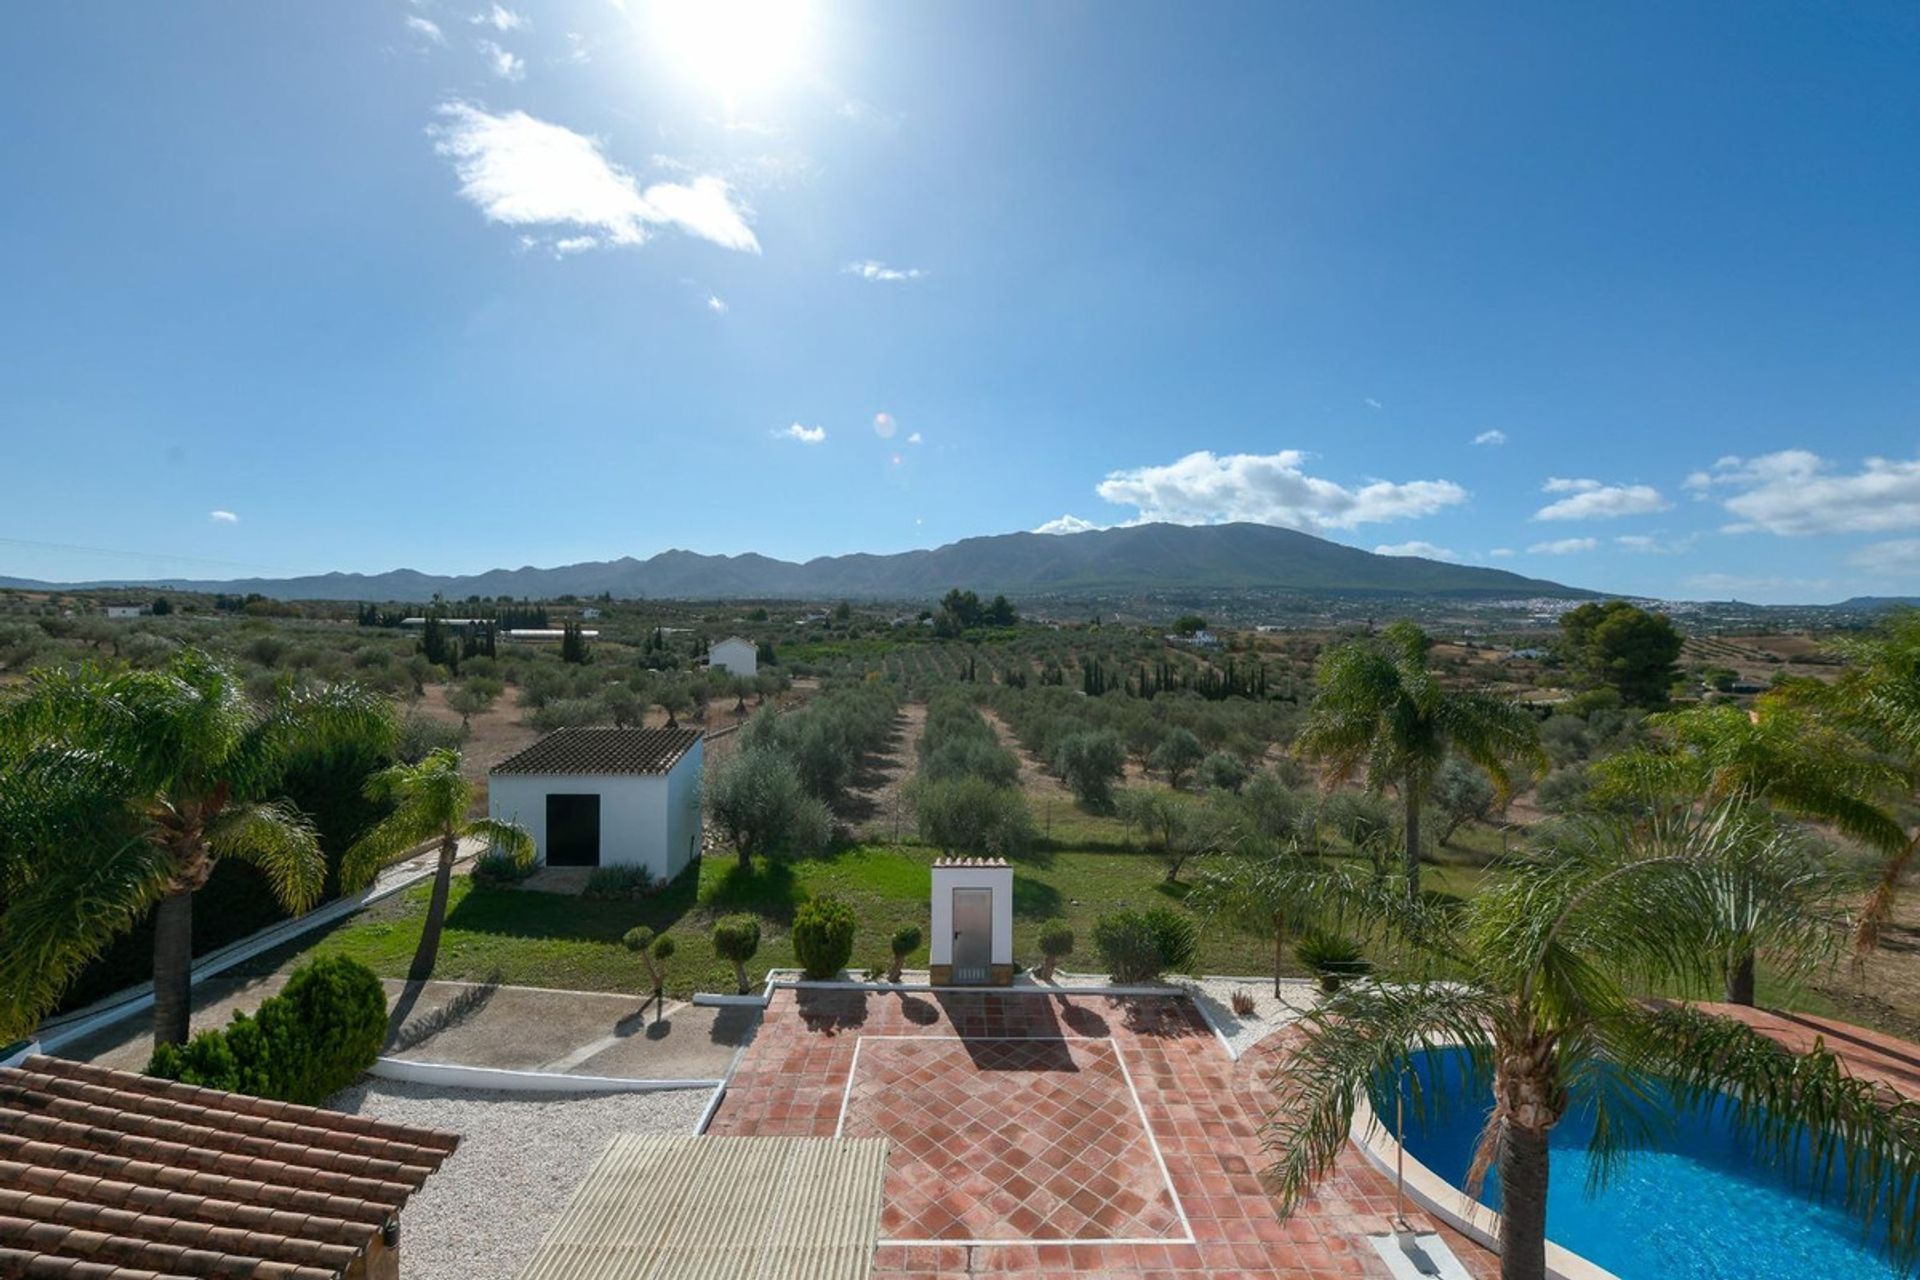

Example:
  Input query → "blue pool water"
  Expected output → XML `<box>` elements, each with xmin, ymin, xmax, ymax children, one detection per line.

<box><xmin>1384</xmin><ymin>1047</ymin><xmax>1904</xmax><ymax>1280</ymax></box>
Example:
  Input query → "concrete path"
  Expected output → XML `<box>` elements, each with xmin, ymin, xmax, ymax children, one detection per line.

<box><xmin>67</xmin><ymin>976</ymin><xmax>754</xmax><ymax>1081</ymax></box>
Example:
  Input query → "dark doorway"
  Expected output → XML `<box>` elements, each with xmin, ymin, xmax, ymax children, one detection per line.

<box><xmin>545</xmin><ymin>793</ymin><xmax>601</xmax><ymax>867</ymax></box>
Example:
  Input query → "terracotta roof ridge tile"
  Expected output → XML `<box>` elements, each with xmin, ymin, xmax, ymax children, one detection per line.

<box><xmin>18</xmin><ymin>1062</ymin><xmax>457</xmax><ymax>1158</ymax></box>
<box><xmin>9</xmin><ymin>1075</ymin><xmax>450</xmax><ymax>1173</ymax></box>
<box><xmin>0</xmin><ymin>1137</ymin><xmax>390</xmax><ymax>1227</ymax></box>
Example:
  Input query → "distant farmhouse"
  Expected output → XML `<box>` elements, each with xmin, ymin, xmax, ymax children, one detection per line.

<box><xmin>103</xmin><ymin>603</ymin><xmax>145</xmax><ymax>619</ymax></box>
<box><xmin>709</xmin><ymin>635</ymin><xmax>758</xmax><ymax>677</ymax></box>
<box><xmin>488</xmin><ymin>728</ymin><xmax>703</xmax><ymax>879</ymax></box>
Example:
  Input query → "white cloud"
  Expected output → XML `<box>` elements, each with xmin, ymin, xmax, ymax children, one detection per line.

<box><xmin>774</xmin><ymin>423</ymin><xmax>825</xmax><ymax>445</ymax></box>
<box><xmin>1848</xmin><ymin>540</ymin><xmax>1920</xmax><ymax>576</ymax></box>
<box><xmin>706</xmin><ymin>294</ymin><xmax>728</xmax><ymax>314</ymax></box>
<box><xmin>405</xmin><ymin>16</ymin><xmax>445</xmax><ymax>43</ymax></box>
<box><xmin>1373</xmin><ymin>541</ymin><xmax>1459</xmax><ymax>561</ymax></box>
<box><xmin>1686</xmin><ymin>451</ymin><xmax>1920</xmax><ymax>535</ymax></box>
<box><xmin>1034</xmin><ymin>515</ymin><xmax>1102</xmax><ymax>536</ymax></box>
<box><xmin>1364</xmin><ymin>397</ymin><xmax>1382</xmax><ymax>410</ymax></box>
<box><xmin>1473</xmin><ymin>429</ymin><xmax>1507</xmax><ymax>446</ymax></box>
<box><xmin>907</xmin><ymin>432</ymin><xmax>923</xmax><ymax>444</ymax></box>
<box><xmin>1527</xmin><ymin>537</ymin><xmax>1598</xmax><ymax>555</ymax></box>
<box><xmin>1090</xmin><ymin>449</ymin><xmax>1468</xmax><ymax>533</ymax></box>
<box><xmin>873</xmin><ymin>412</ymin><xmax>897</xmax><ymax>439</ymax></box>
<box><xmin>1533</xmin><ymin>478</ymin><xmax>1670</xmax><ymax>521</ymax></box>
<box><xmin>431</xmin><ymin>104</ymin><xmax>760</xmax><ymax>253</ymax></box>
<box><xmin>478</xmin><ymin>40</ymin><xmax>525</xmax><ymax>82</ymax></box>
<box><xmin>473</xmin><ymin>5</ymin><xmax>526</xmax><ymax>32</ymax></box>
<box><xmin>1488</xmin><ymin>548</ymin><xmax>1515</xmax><ymax>558</ymax></box>
<box><xmin>845</xmin><ymin>260</ymin><xmax>927</xmax><ymax>283</ymax></box>
<box><xmin>551</xmin><ymin>235</ymin><xmax>596</xmax><ymax>255</ymax></box>
<box><xmin>209</xmin><ymin>510</ymin><xmax>239</xmax><ymax>524</ymax></box>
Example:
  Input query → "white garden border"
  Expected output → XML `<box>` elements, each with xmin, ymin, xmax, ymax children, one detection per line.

<box><xmin>368</xmin><ymin>1056</ymin><xmax>722</xmax><ymax>1095</ymax></box>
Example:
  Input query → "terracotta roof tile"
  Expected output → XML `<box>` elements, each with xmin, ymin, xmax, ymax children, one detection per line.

<box><xmin>1</xmin><ymin>1057</ymin><xmax>457</xmax><ymax>1280</ymax></box>
<box><xmin>490</xmin><ymin>727</ymin><xmax>701</xmax><ymax>776</ymax></box>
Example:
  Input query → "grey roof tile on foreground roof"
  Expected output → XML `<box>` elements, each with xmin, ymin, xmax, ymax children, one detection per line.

<box><xmin>490</xmin><ymin>727</ymin><xmax>702</xmax><ymax>776</ymax></box>
<box><xmin>0</xmin><ymin>1055</ymin><xmax>458</xmax><ymax>1280</ymax></box>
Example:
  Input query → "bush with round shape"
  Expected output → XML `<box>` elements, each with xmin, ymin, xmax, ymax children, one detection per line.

<box><xmin>145</xmin><ymin>956</ymin><xmax>385</xmax><ymax>1106</ymax></box>
<box><xmin>887</xmin><ymin>925</ymin><xmax>923</xmax><ymax>982</ymax></box>
<box><xmin>1037</xmin><ymin>920</ymin><xmax>1075</xmax><ymax>980</ymax></box>
<box><xmin>792</xmin><ymin>895</ymin><xmax>858</xmax><ymax>980</ymax></box>
<box><xmin>711</xmin><ymin>914</ymin><xmax>762</xmax><ymax>994</ymax></box>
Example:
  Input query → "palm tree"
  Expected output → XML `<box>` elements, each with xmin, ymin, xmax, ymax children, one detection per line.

<box><xmin>1296</xmin><ymin>622</ymin><xmax>1542</xmax><ymax>897</ymax></box>
<box><xmin>1592</xmin><ymin>698</ymin><xmax>1905</xmax><ymax>999</ymax></box>
<box><xmin>1192</xmin><ymin>841</ymin><xmax>1326</xmax><ymax>995</ymax></box>
<box><xmin>1796</xmin><ymin>611</ymin><xmax>1920</xmax><ymax>949</ymax></box>
<box><xmin>0</xmin><ymin>650</ymin><xmax>393</xmax><ymax>1048</ymax></box>
<box><xmin>1262</xmin><ymin>807</ymin><xmax>1918</xmax><ymax>1280</ymax></box>
<box><xmin>342</xmin><ymin>748</ymin><xmax>533</xmax><ymax>982</ymax></box>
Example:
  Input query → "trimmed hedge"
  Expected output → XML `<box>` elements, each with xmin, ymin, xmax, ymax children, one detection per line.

<box><xmin>792</xmin><ymin>895</ymin><xmax>858</xmax><ymax>980</ymax></box>
<box><xmin>146</xmin><ymin>956</ymin><xmax>386</xmax><ymax>1105</ymax></box>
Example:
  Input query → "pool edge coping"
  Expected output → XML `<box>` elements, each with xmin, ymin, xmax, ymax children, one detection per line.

<box><xmin>1348</xmin><ymin>1090</ymin><xmax>1622</xmax><ymax>1280</ymax></box>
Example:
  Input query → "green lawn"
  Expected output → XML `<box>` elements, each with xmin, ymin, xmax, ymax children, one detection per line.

<box><xmin>262</xmin><ymin>832</ymin><xmax>1829</xmax><ymax>1012</ymax></box>
<box><xmin>268</xmin><ymin>843</ymin><xmax>1330</xmax><ymax>998</ymax></box>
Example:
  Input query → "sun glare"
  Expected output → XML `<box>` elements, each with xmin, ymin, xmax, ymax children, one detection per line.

<box><xmin>649</xmin><ymin>0</ymin><xmax>812</xmax><ymax>106</ymax></box>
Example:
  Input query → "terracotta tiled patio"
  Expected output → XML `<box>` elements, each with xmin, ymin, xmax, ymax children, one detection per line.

<box><xmin>709</xmin><ymin>987</ymin><xmax>1499</xmax><ymax>1278</ymax></box>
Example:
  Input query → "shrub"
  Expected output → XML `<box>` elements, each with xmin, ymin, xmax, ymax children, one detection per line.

<box><xmin>584</xmin><ymin>865</ymin><xmax>657</xmax><ymax>900</ymax></box>
<box><xmin>146</xmin><ymin>956</ymin><xmax>385</xmax><ymax>1105</ymax></box>
<box><xmin>1150</xmin><ymin>728</ymin><xmax>1206</xmax><ymax>788</ymax></box>
<box><xmin>888</xmin><ymin>925</ymin><xmax>923</xmax><ymax>982</ymax></box>
<box><xmin>470</xmin><ymin>847</ymin><xmax>536</xmax><ymax>889</ymax></box>
<box><xmin>711</xmin><ymin>914</ymin><xmax>762</xmax><ymax>994</ymax></box>
<box><xmin>1092</xmin><ymin>908</ymin><xmax>1195</xmax><ymax>983</ymax></box>
<box><xmin>1037</xmin><ymin>920</ymin><xmax>1075</xmax><ymax>980</ymax></box>
<box><xmin>706</xmin><ymin>747</ymin><xmax>834</xmax><ymax>868</ymax></box>
<box><xmin>1230</xmin><ymin>988</ymin><xmax>1257</xmax><ymax>1017</ymax></box>
<box><xmin>910</xmin><ymin>775</ymin><xmax>1036</xmax><ymax>857</ymax></box>
<box><xmin>1053</xmin><ymin>729</ymin><xmax>1126</xmax><ymax>808</ymax></box>
<box><xmin>1295</xmin><ymin>932</ymin><xmax>1371</xmax><ymax>993</ymax></box>
<box><xmin>792</xmin><ymin>895</ymin><xmax>858</xmax><ymax>980</ymax></box>
<box><xmin>1197</xmin><ymin>751</ymin><xmax>1250</xmax><ymax>794</ymax></box>
<box><xmin>530</xmin><ymin>697</ymin><xmax>607</xmax><ymax>731</ymax></box>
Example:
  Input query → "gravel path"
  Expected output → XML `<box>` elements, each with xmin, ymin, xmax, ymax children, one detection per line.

<box><xmin>328</xmin><ymin>1079</ymin><xmax>711</xmax><ymax>1280</ymax></box>
<box><xmin>1177</xmin><ymin>976</ymin><xmax>1321</xmax><ymax>1057</ymax></box>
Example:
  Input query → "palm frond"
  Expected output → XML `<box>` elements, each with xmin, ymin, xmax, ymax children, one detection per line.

<box><xmin>1615</xmin><ymin>1003</ymin><xmax>1920</xmax><ymax>1272</ymax></box>
<box><xmin>232</xmin><ymin>679</ymin><xmax>395</xmax><ymax>797</ymax></box>
<box><xmin>465</xmin><ymin>817</ymin><xmax>536</xmax><ymax>869</ymax></box>
<box><xmin>205</xmin><ymin>799</ymin><xmax>326</xmax><ymax>914</ymax></box>
<box><xmin>341</xmin><ymin>749</ymin><xmax>471</xmax><ymax>889</ymax></box>
<box><xmin>1263</xmin><ymin>979</ymin><xmax>1503</xmax><ymax>1211</ymax></box>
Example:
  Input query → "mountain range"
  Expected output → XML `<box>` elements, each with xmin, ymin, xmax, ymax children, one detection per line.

<box><xmin>1</xmin><ymin>522</ymin><xmax>1592</xmax><ymax>603</ymax></box>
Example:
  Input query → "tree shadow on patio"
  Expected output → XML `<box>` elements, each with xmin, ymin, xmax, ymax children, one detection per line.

<box><xmin>796</xmin><ymin>987</ymin><xmax>869</xmax><ymax>1035</ymax></box>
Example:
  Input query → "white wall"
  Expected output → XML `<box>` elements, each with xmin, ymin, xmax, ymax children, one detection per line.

<box><xmin>488</xmin><ymin>746</ymin><xmax>702</xmax><ymax>882</ymax></box>
<box><xmin>709</xmin><ymin>638</ymin><xmax>757</xmax><ymax>677</ymax></box>
<box><xmin>928</xmin><ymin>864</ymin><xmax>1014</xmax><ymax>966</ymax></box>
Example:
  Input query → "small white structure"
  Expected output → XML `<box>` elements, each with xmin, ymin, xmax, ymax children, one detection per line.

<box><xmin>488</xmin><ymin>728</ymin><xmax>703</xmax><ymax>882</ymax></box>
<box><xmin>709</xmin><ymin>635</ymin><xmax>758</xmax><ymax>678</ymax></box>
<box><xmin>103</xmin><ymin>604</ymin><xmax>145</xmax><ymax>619</ymax></box>
<box><xmin>929</xmin><ymin>857</ymin><xmax>1014</xmax><ymax>985</ymax></box>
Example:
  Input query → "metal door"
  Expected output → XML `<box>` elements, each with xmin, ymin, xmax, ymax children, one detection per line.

<box><xmin>952</xmin><ymin>888</ymin><xmax>992</xmax><ymax>983</ymax></box>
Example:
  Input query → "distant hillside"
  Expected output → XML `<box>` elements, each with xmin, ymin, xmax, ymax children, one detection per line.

<box><xmin>1835</xmin><ymin>597</ymin><xmax>1920</xmax><ymax>611</ymax></box>
<box><xmin>0</xmin><ymin>522</ymin><xmax>1594</xmax><ymax>603</ymax></box>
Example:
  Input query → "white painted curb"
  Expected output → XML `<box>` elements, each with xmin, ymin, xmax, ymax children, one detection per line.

<box><xmin>691</xmin><ymin>993</ymin><xmax>769</xmax><ymax>1008</ymax></box>
<box><xmin>37</xmin><ymin>845</ymin><xmax>465</xmax><ymax>1054</ymax></box>
<box><xmin>369</xmin><ymin>1056</ymin><xmax>722</xmax><ymax>1094</ymax></box>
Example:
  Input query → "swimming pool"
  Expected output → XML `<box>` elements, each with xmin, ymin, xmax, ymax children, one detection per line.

<box><xmin>1381</xmin><ymin>1046</ymin><xmax>1902</xmax><ymax>1280</ymax></box>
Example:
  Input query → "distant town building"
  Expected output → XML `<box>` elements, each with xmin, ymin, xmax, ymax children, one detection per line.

<box><xmin>103</xmin><ymin>603</ymin><xmax>144</xmax><ymax>619</ymax></box>
<box><xmin>709</xmin><ymin>635</ymin><xmax>758</xmax><ymax>677</ymax></box>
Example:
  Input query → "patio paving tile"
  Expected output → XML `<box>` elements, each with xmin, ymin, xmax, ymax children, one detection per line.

<box><xmin>709</xmin><ymin>987</ymin><xmax>1502</xmax><ymax>1277</ymax></box>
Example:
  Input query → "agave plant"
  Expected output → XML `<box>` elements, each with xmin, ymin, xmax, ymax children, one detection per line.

<box><xmin>1261</xmin><ymin>805</ymin><xmax>1917</xmax><ymax>1280</ymax></box>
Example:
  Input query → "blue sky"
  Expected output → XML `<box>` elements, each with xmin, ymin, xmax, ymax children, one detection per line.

<box><xmin>2</xmin><ymin>2</ymin><xmax>1917</xmax><ymax>603</ymax></box>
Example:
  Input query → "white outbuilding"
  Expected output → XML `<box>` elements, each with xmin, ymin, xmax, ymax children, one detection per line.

<box><xmin>487</xmin><ymin>728</ymin><xmax>704</xmax><ymax>882</ymax></box>
<box><xmin>929</xmin><ymin>857</ymin><xmax>1015</xmax><ymax>986</ymax></box>
<box><xmin>709</xmin><ymin>635</ymin><xmax>758</xmax><ymax>678</ymax></box>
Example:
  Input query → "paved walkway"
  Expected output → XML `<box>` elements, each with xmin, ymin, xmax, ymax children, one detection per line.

<box><xmin>1699</xmin><ymin>1001</ymin><xmax>1920</xmax><ymax>1099</ymax></box>
<box><xmin>69</xmin><ymin>976</ymin><xmax>753</xmax><ymax>1081</ymax></box>
<box><xmin>709</xmin><ymin>988</ymin><xmax>1497</xmax><ymax>1279</ymax></box>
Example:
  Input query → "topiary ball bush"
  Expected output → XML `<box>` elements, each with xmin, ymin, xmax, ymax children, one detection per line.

<box><xmin>622</xmin><ymin>925</ymin><xmax>657</xmax><ymax>953</ymax></box>
<box><xmin>1038</xmin><ymin>920</ymin><xmax>1076</xmax><ymax>961</ymax></box>
<box><xmin>890</xmin><ymin>925</ymin><xmax>923</xmax><ymax>958</ymax></box>
<box><xmin>792</xmin><ymin>895</ymin><xmax>858</xmax><ymax>980</ymax></box>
